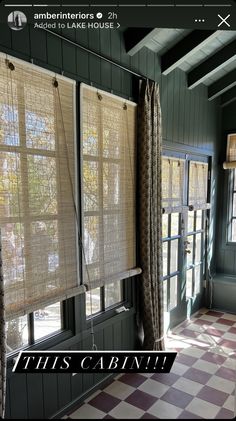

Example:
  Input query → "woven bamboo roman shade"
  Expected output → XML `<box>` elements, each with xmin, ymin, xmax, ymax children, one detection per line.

<box><xmin>81</xmin><ymin>84</ymin><xmax>138</xmax><ymax>290</ymax></box>
<box><xmin>0</xmin><ymin>56</ymin><xmax>83</xmax><ymax>321</ymax></box>
<box><xmin>223</xmin><ymin>134</ymin><xmax>236</xmax><ymax>169</ymax></box>
<box><xmin>189</xmin><ymin>161</ymin><xmax>208</xmax><ymax>208</ymax></box>
<box><xmin>162</xmin><ymin>157</ymin><xmax>185</xmax><ymax>213</ymax></box>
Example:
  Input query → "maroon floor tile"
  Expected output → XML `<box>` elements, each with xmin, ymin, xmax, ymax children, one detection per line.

<box><xmin>183</xmin><ymin>367</ymin><xmax>211</xmax><ymax>385</ymax></box>
<box><xmin>125</xmin><ymin>390</ymin><xmax>157</xmax><ymax>412</ymax></box>
<box><xmin>141</xmin><ymin>413</ymin><xmax>159</xmax><ymax>419</ymax></box>
<box><xmin>89</xmin><ymin>391</ymin><xmax>120</xmax><ymax>413</ymax></box>
<box><xmin>176</xmin><ymin>353</ymin><xmax>198</xmax><ymax>366</ymax></box>
<box><xmin>229</xmin><ymin>326</ymin><xmax>236</xmax><ymax>334</ymax></box>
<box><xmin>194</xmin><ymin>319</ymin><xmax>212</xmax><ymax>326</ymax></box>
<box><xmin>219</xmin><ymin>339</ymin><xmax>236</xmax><ymax>350</ymax></box>
<box><xmin>217</xmin><ymin>318</ymin><xmax>235</xmax><ymax>326</ymax></box>
<box><xmin>201</xmin><ymin>351</ymin><xmax>226</xmax><ymax>365</ymax></box>
<box><xmin>197</xmin><ymin>385</ymin><xmax>229</xmax><ymax>406</ymax></box>
<box><xmin>161</xmin><ymin>387</ymin><xmax>193</xmax><ymax>409</ymax></box>
<box><xmin>178</xmin><ymin>410</ymin><xmax>202</xmax><ymax>419</ymax></box>
<box><xmin>215</xmin><ymin>408</ymin><xmax>235</xmax><ymax>419</ymax></box>
<box><xmin>180</xmin><ymin>329</ymin><xmax>199</xmax><ymax>338</ymax></box>
<box><xmin>119</xmin><ymin>373</ymin><xmax>146</xmax><ymax>388</ymax></box>
<box><xmin>205</xmin><ymin>327</ymin><xmax>225</xmax><ymax>337</ymax></box>
<box><xmin>206</xmin><ymin>310</ymin><xmax>224</xmax><ymax>317</ymax></box>
<box><xmin>151</xmin><ymin>372</ymin><xmax>179</xmax><ymax>386</ymax></box>
<box><xmin>215</xmin><ymin>366</ymin><xmax>236</xmax><ymax>382</ymax></box>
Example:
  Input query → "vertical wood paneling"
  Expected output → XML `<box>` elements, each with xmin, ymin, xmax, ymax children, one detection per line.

<box><xmin>29</xmin><ymin>26</ymin><xmax>47</xmax><ymax>63</ymax></box>
<box><xmin>57</xmin><ymin>373</ymin><xmax>72</xmax><ymax>409</ymax></box>
<box><xmin>88</xmin><ymin>29</ymin><xmax>101</xmax><ymax>85</ymax></box>
<box><xmin>100</xmin><ymin>29</ymin><xmax>112</xmax><ymax>90</ymax></box>
<box><xmin>27</xmin><ymin>374</ymin><xmax>44</xmax><ymax>419</ymax></box>
<box><xmin>111</xmin><ymin>30</ymin><xmax>121</xmax><ymax>93</ymax></box>
<box><xmin>43</xmin><ymin>373</ymin><xmax>59</xmax><ymax>419</ymax></box>
<box><xmin>11</xmin><ymin>26</ymin><xmax>30</xmax><ymax>57</ymax></box>
<box><xmin>0</xmin><ymin>24</ymin><xmax>11</xmax><ymax>49</ymax></box>
<box><xmin>46</xmin><ymin>32</ymin><xmax>62</xmax><ymax>69</ymax></box>
<box><xmin>9</xmin><ymin>374</ymin><xmax>28</xmax><ymax>419</ymax></box>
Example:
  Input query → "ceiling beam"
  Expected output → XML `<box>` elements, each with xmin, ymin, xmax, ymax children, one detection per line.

<box><xmin>124</xmin><ymin>28</ymin><xmax>155</xmax><ymax>56</ymax></box>
<box><xmin>161</xmin><ymin>30</ymin><xmax>218</xmax><ymax>75</ymax></box>
<box><xmin>208</xmin><ymin>69</ymin><xmax>236</xmax><ymax>101</ymax></box>
<box><xmin>221</xmin><ymin>86</ymin><xmax>236</xmax><ymax>108</ymax></box>
<box><xmin>188</xmin><ymin>40</ymin><xmax>236</xmax><ymax>89</ymax></box>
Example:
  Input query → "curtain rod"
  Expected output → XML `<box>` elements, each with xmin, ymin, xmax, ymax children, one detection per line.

<box><xmin>41</xmin><ymin>27</ymin><xmax>148</xmax><ymax>81</ymax></box>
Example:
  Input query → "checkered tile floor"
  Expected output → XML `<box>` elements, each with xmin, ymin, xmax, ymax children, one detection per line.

<box><xmin>63</xmin><ymin>309</ymin><xmax>236</xmax><ymax>419</ymax></box>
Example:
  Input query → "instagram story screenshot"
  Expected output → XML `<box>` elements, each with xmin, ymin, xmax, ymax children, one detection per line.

<box><xmin>0</xmin><ymin>0</ymin><xmax>235</xmax><ymax>419</ymax></box>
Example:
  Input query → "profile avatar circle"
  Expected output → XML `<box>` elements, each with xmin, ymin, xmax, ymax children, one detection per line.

<box><xmin>8</xmin><ymin>11</ymin><xmax>27</xmax><ymax>31</ymax></box>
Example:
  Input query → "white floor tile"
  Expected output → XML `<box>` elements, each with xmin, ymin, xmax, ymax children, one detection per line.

<box><xmin>109</xmin><ymin>401</ymin><xmax>144</xmax><ymax>419</ymax></box>
<box><xmin>138</xmin><ymin>378</ymin><xmax>169</xmax><ymax>398</ymax></box>
<box><xmin>148</xmin><ymin>399</ymin><xmax>182</xmax><ymax>418</ymax></box>
<box><xmin>223</xmin><ymin>395</ymin><xmax>235</xmax><ymax>411</ymax></box>
<box><xmin>186</xmin><ymin>397</ymin><xmax>220</xmax><ymax>418</ymax></box>
<box><xmin>222</xmin><ymin>332</ymin><xmax>236</xmax><ymax>341</ymax></box>
<box><xmin>172</xmin><ymin>377</ymin><xmax>203</xmax><ymax>396</ymax></box>
<box><xmin>180</xmin><ymin>347</ymin><xmax>205</xmax><ymax>358</ymax></box>
<box><xmin>104</xmin><ymin>380</ymin><xmax>135</xmax><ymax>400</ymax></box>
<box><xmin>171</xmin><ymin>362</ymin><xmax>189</xmax><ymax>375</ymax></box>
<box><xmin>70</xmin><ymin>404</ymin><xmax>106</xmax><ymax>419</ymax></box>
<box><xmin>211</xmin><ymin>323</ymin><xmax>231</xmax><ymax>332</ymax></box>
<box><xmin>221</xmin><ymin>313</ymin><xmax>236</xmax><ymax>322</ymax></box>
<box><xmin>207</xmin><ymin>375</ymin><xmax>235</xmax><ymax>394</ymax></box>
<box><xmin>198</xmin><ymin>315</ymin><xmax>219</xmax><ymax>322</ymax></box>
<box><xmin>192</xmin><ymin>359</ymin><xmax>218</xmax><ymax>374</ymax></box>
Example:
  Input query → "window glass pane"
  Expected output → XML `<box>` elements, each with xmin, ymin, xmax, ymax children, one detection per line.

<box><xmin>232</xmin><ymin>220</ymin><xmax>236</xmax><ymax>242</ymax></box>
<box><xmin>0</xmin><ymin>152</ymin><xmax>22</xmax><ymax>218</ymax></box>
<box><xmin>83</xmin><ymin>160</ymin><xmax>99</xmax><ymax>212</ymax></box>
<box><xmin>86</xmin><ymin>288</ymin><xmax>101</xmax><ymax>317</ymax></box>
<box><xmin>233</xmin><ymin>194</ymin><xmax>236</xmax><ymax>218</ymax></box>
<box><xmin>189</xmin><ymin>162</ymin><xmax>208</xmax><ymax>206</ymax></box>
<box><xmin>169</xmin><ymin>276</ymin><xmax>177</xmax><ymax>310</ymax></box>
<box><xmin>195</xmin><ymin>233</ymin><xmax>202</xmax><ymax>264</ymax></box>
<box><xmin>194</xmin><ymin>265</ymin><xmax>201</xmax><ymax>295</ymax></box>
<box><xmin>0</xmin><ymin>79</ymin><xmax>19</xmax><ymax>146</ymax></box>
<box><xmin>186</xmin><ymin>269</ymin><xmax>193</xmax><ymax>298</ymax></box>
<box><xmin>170</xmin><ymin>239</ymin><xmax>178</xmax><ymax>274</ymax></box>
<box><xmin>105</xmin><ymin>281</ymin><xmax>122</xmax><ymax>308</ymax></box>
<box><xmin>162</xmin><ymin>214</ymin><xmax>168</xmax><ymax>239</ymax></box>
<box><xmin>187</xmin><ymin>235</ymin><xmax>193</xmax><ymax>266</ymax></box>
<box><xmin>6</xmin><ymin>315</ymin><xmax>28</xmax><ymax>353</ymax></box>
<box><xmin>163</xmin><ymin>241</ymin><xmax>168</xmax><ymax>277</ymax></box>
<box><xmin>171</xmin><ymin>213</ymin><xmax>179</xmax><ymax>237</ymax></box>
<box><xmin>163</xmin><ymin>280</ymin><xmax>168</xmax><ymax>312</ymax></box>
<box><xmin>196</xmin><ymin>210</ymin><xmax>202</xmax><ymax>231</ymax></box>
<box><xmin>188</xmin><ymin>211</ymin><xmax>194</xmax><ymax>233</ymax></box>
<box><xmin>234</xmin><ymin>169</ymin><xmax>236</xmax><ymax>190</ymax></box>
<box><xmin>28</xmin><ymin>155</ymin><xmax>57</xmax><ymax>215</ymax></box>
<box><xmin>34</xmin><ymin>302</ymin><xmax>62</xmax><ymax>341</ymax></box>
<box><xmin>25</xmin><ymin>86</ymin><xmax>55</xmax><ymax>150</ymax></box>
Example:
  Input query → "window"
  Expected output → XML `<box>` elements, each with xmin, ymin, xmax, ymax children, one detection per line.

<box><xmin>6</xmin><ymin>302</ymin><xmax>62</xmax><ymax>354</ymax></box>
<box><xmin>86</xmin><ymin>282</ymin><xmax>123</xmax><ymax>317</ymax></box>
<box><xmin>229</xmin><ymin>169</ymin><xmax>236</xmax><ymax>241</ymax></box>
<box><xmin>81</xmin><ymin>84</ymin><xmax>137</xmax><ymax>315</ymax></box>
<box><xmin>0</xmin><ymin>56</ymin><xmax>79</xmax><ymax>349</ymax></box>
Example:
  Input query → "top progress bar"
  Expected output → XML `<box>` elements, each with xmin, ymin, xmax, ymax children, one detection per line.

<box><xmin>4</xmin><ymin>3</ymin><xmax>233</xmax><ymax>6</ymax></box>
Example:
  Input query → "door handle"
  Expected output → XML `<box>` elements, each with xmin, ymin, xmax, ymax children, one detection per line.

<box><xmin>185</xmin><ymin>248</ymin><xmax>191</xmax><ymax>254</ymax></box>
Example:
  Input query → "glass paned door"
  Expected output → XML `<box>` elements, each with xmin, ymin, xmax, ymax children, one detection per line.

<box><xmin>162</xmin><ymin>154</ymin><xmax>210</xmax><ymax>329</ymax></box>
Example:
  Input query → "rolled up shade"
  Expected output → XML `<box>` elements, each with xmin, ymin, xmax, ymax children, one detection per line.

<box><xmin>223</xmin><ymin>134</ymin><xmax>236</xmax><ymax>169</ymax></box>
<box><xmin>189</xmin><ymin>161</ymin><xmax>209</xmax><ymax>208</ymax></box>
<box><xmin>81</xmin><ymin>84</ymin><xmax>138</xmax><ymax>290</ymax></box>
<box><xmin>162</xmin><ymin>157</ymin><xmax>185</xmax><ymax>213</ymax></box>
<box><xmin>0</xmin><ymin>56</ymin><xmax>82</xmax><ymax>320</ymax></box>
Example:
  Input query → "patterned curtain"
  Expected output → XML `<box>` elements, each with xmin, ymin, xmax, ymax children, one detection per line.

<box><xmin>137</xmin><ymin>79</ymin><xmax>164</xmax><ymax>351</ymax></box>
<box><xmin>0</xmin><ymin>229</ymin><xmax>6</xmax><ymax>419</ymax></box>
